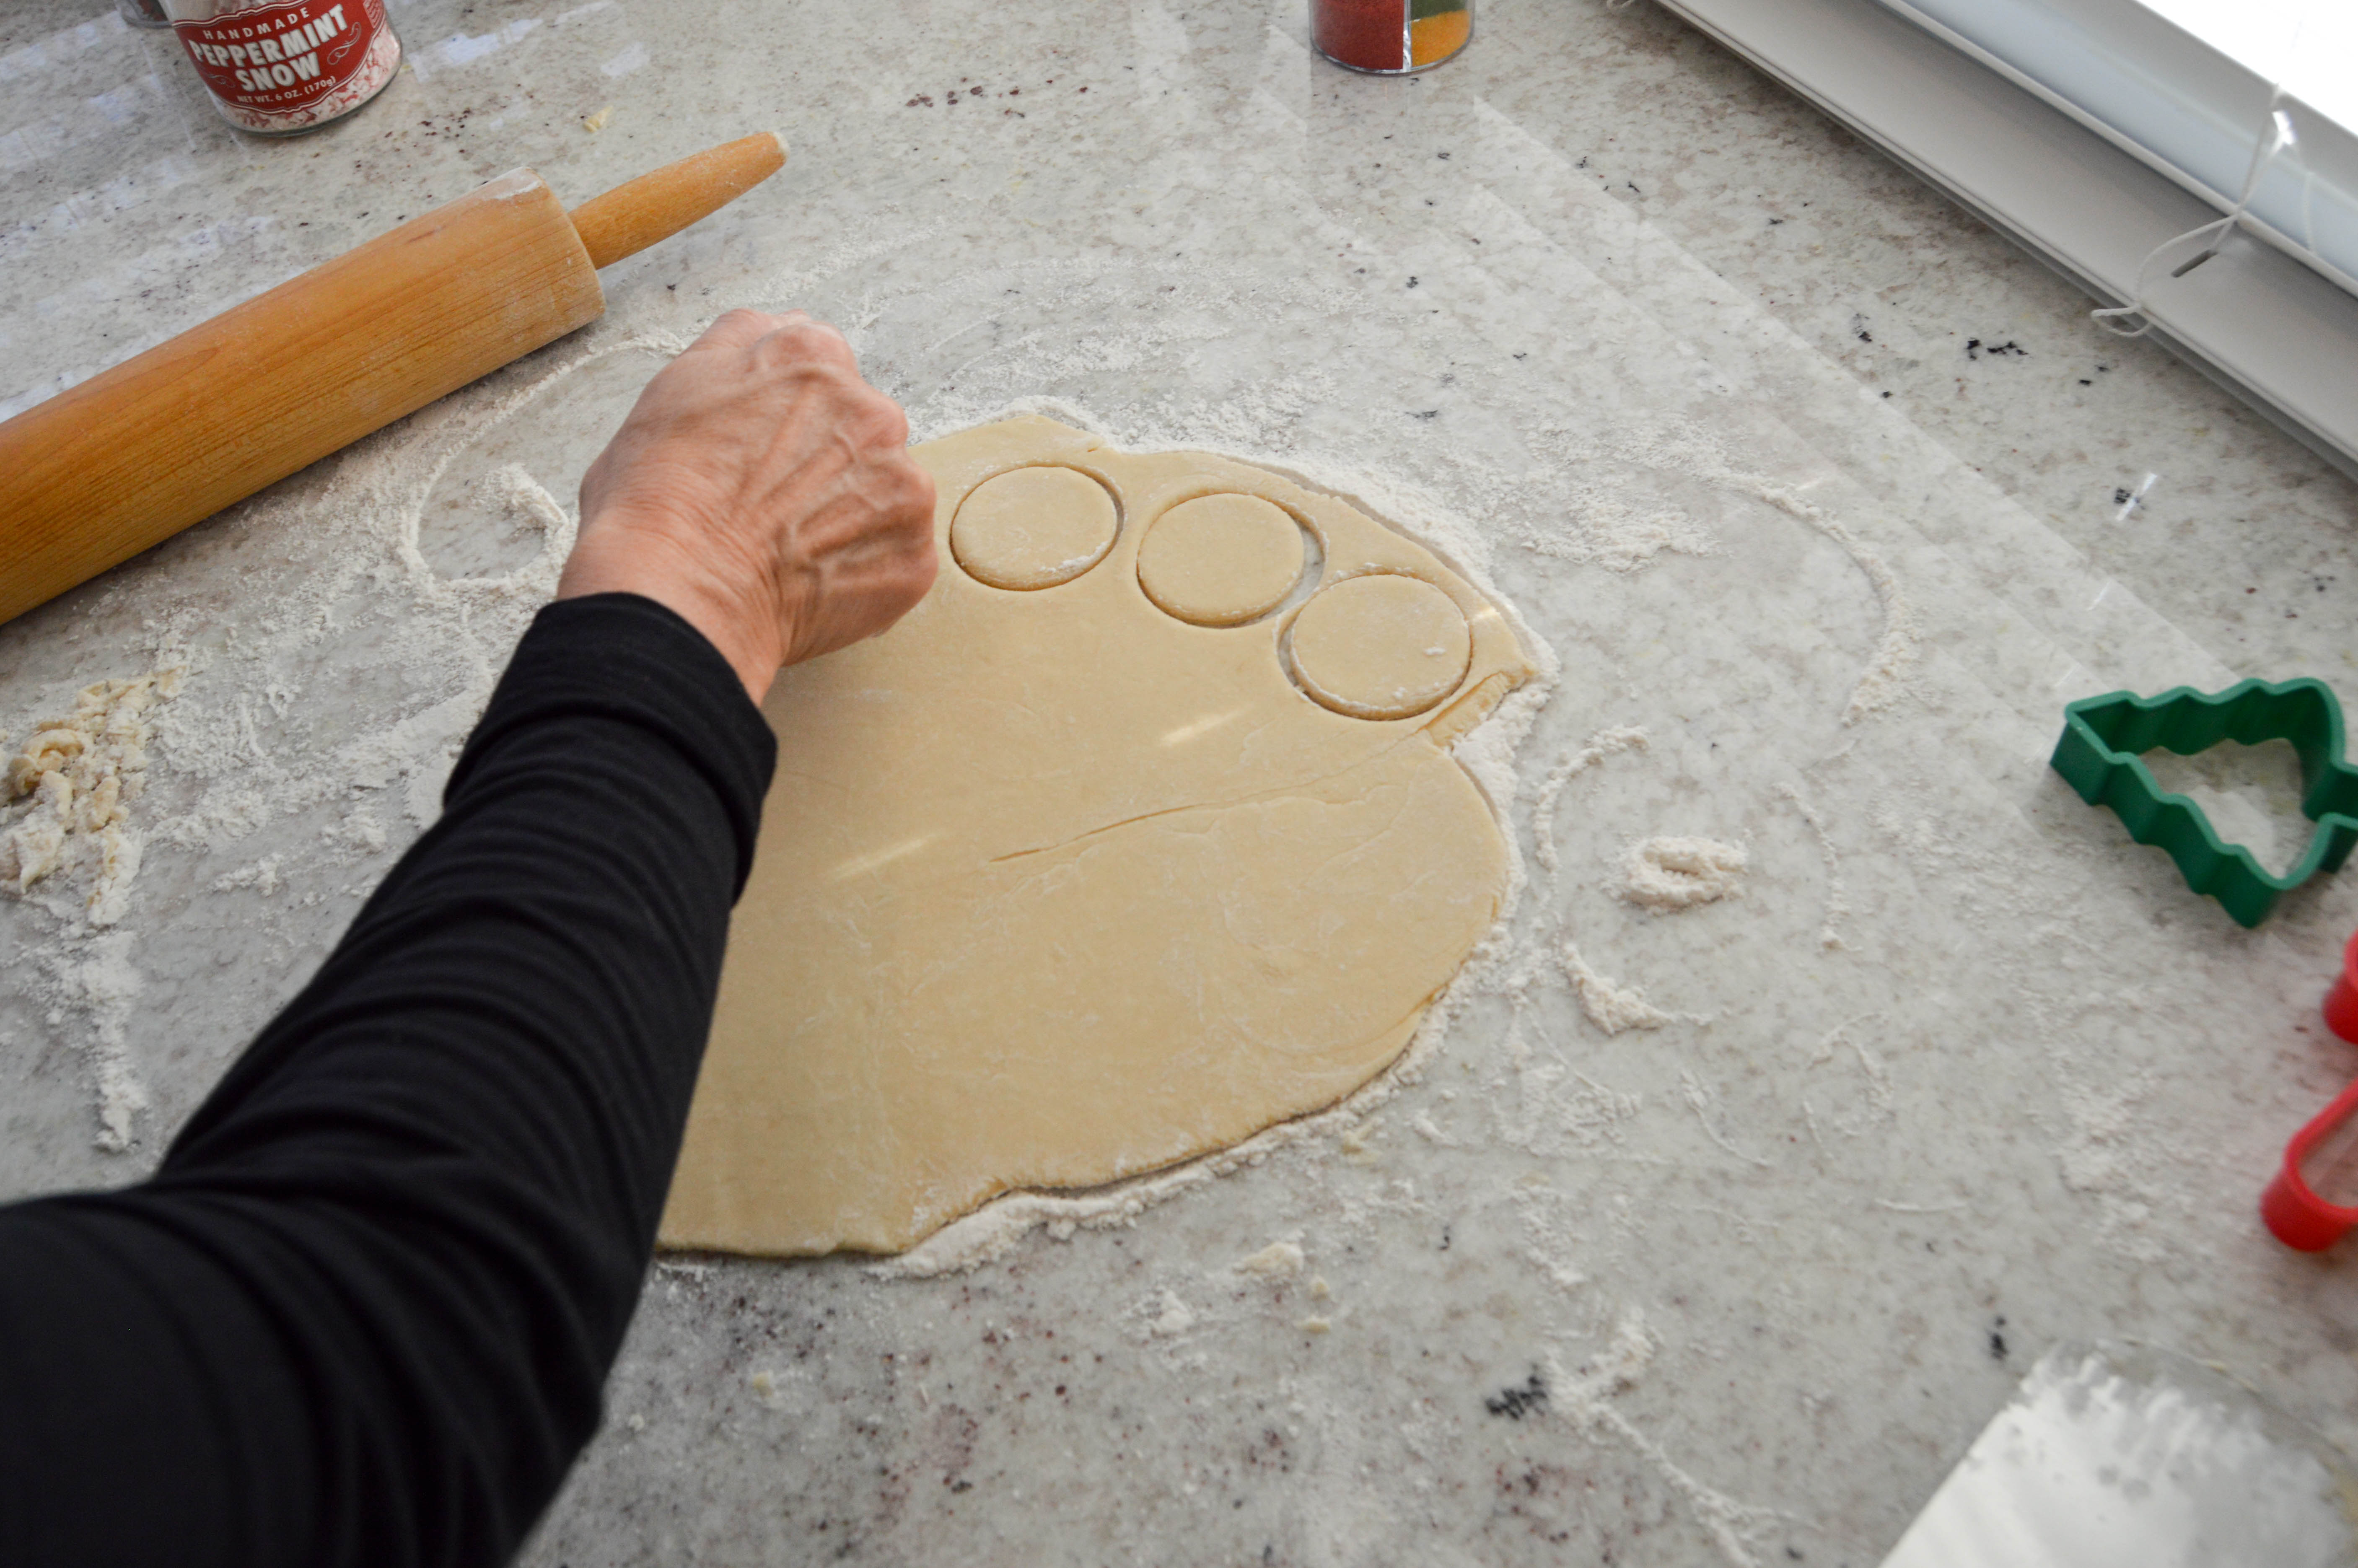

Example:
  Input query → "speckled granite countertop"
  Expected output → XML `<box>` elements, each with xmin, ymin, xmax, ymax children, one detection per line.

<box><xmin>5</xmin><ymin>2</ymin><xmax>2357</xmax><ymax>1564</ymax></box>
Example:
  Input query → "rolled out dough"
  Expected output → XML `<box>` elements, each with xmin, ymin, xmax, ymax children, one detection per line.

<box><xmin>660</xmin><ymin>417</ymin><xmax>1531</xmax><ymax>1256</ymax></box>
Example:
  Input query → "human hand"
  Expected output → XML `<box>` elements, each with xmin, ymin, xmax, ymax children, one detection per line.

<box><xmin>557</xmin><ymin>310</ymin><xmax>938</xmax><ymax>703</ymax></box>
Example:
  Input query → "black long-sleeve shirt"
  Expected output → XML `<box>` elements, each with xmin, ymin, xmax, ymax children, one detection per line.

<box><xmin>0</xmin><ymin>594</ymin><xmax>775</xmax><ymax>1568</ymax></box>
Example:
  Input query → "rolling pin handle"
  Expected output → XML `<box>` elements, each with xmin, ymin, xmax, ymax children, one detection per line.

<box><xmin>569</xmin><ymin>131</ymin><xmax>789</xmax><ymax>270</ymax></box>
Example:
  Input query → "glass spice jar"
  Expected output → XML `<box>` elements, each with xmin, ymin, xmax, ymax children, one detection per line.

<box><xmin>163</xmin><ymin>0</ymin><xmax>401</xmax><ymax>136</ymax></box>
<box><xmin>1313</xmin><ymin>0</ymin><xmax>1472</xmax><ymax>74</ymax></box>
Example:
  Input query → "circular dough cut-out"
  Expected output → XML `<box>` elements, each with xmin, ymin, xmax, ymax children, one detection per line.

<box><xmin>1288</xmin><ymin>575</ymin><xmax>1472</xmax><ymax>720</ymax></box>
<box><xmin>951</xmin><ymin>466</ymin><xmax>1119</xmax><ymax>590</ymax></box>
<box><xmin>1138</xmin><ymin>494</ymin><xmax>1307</xmax><ymax>627</ymax></box>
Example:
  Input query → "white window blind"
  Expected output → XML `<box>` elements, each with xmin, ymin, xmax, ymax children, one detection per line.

<box><xmin>1871</xmin><ymin>0</ymin><xmax>2358</xmax><ymax>295</ymax></box>
<box><xmin>1653</xmin><ymin>0</ymin><xmax>2358</xmax><ymax>475</ymax></box>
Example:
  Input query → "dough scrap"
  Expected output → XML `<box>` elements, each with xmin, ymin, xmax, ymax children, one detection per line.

<box><xmin>0</xmin><ymin>671</ymin><xmax>181</xmax><ymax>926</ymax></box>
<box><xmin>661</xmin><ymin>417</ymin><xmax>1531</xmax><ymax>1256</ymax></box>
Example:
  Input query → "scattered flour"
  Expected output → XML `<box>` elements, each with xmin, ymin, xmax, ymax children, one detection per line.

<box><xmin>1</xmin><ymin>333</ymin><xmax>693</xmax><ymax>1147</ymax></box>
<box><xmin>330</xmin><ymin>805</ymin><xmax>389</xmax><ymax>856</ymax></box>
<box><xmin>1569</xmin><ymin>500</ymin><xmax>1722</xmax><ymax>574</ymax></box>
<box><xmin>2052</xmin><ymin>1069</ymin><xmax>2169</xmax><ymax>1265</ymax></box>
<box><xmin>1778</xmin><ymin>783</ymin><xmax>1849</xmax><ymax>951</ymax></box>
<box><xmin>212</xmin><ymin>855</ymin><xmax>284</xmax><ymax>896</ymax></box>
<box><xmin>1679</xmin><ymin>1069</ymin><xmax>1772</xmax><ymax>1170</ymax></box>
<box><xmin>1808</xmin><ymin>1016</ymin><xmax>1893</xmax><ymax>1106</ymax></box>
<box><xmin>1561</xmin><ymin>941</ymin><xmax>1678</xmax><ymax>1035</ymax></box>
<box><xmin>1513</xmin><ymin>425</ymin><xmax>1725</xmax><ymax>573</ymax></box>
<box><xmin>1532</xmin><ymin>726</ymin><xmax>1650</xmax><ymax>877</ymax></box>
<box><xmin>1732</xmin><ymin>478</ymin><xmax>1917</xmax><ymax>724</ymax></box>
<box><xmin>1542</xmin><ymin>1309</ymin><xmax>1787</xmax><ymax>1568</ymax></box>
<box><xmin>1410</xmin><ymin>1109</ymin><xmax>1461</xmax><ymax>1147</ymax></box>
<box><xmin>1528</xmin><ymin>415</ymin><xmax>1916</xmax><ymax>727</ymax></box>
<box><xmin>1</xmin><ymin>157</ymin><xmax>2185</xmax><ymax>1568</ymax></box>
<box><xmin>41</xmin><ymin>932</ymin><xmax>151</xmax><ymax>1152</ymax></box>
<box><xmin>1493</xmin><ymin>1013</ymin><xmax>1648</xmax><ymax>1159</ymax></box>
<box><xmin>1615</xmin><ymin>835</ymin><xmax>1746</xmax><ymax>910</ymax></box>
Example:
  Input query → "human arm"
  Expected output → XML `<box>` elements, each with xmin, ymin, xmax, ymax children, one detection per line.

<box><xmin>0</xmin><ymin>311</ymin><xmax>935</xmax><ymax>1568</ymax></box>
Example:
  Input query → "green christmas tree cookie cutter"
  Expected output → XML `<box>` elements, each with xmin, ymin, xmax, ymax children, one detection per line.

<box><xmin>2050</xmin><ymin>678</ymin><xmax>2358</xmax><ymax>928</ymax></box>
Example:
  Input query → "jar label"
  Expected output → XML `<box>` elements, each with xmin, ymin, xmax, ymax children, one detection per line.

<box><xmin>172</xmin><ymin>0</ymin><xmax>397</xmax><ymax>131</ymax></box>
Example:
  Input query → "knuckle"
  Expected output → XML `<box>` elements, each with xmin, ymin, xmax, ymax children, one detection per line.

<box><xmin>853</xmin><ymin>396</ymin><xmax>910</xmax><ymax>449</ymax></box>
<box><xmin>705</xmin><ymin>307</ymin><xmax>779</xmax><ymax>344</ymax></box>
<box><xmin>777</xmin><ymin>316</ymin><xmax>853</xmax><ymax>361</ymax></box>
<box><xmin>747</xmin><ymin>322</ymin><xmax>853</xmax><ymax>384</ymax></box>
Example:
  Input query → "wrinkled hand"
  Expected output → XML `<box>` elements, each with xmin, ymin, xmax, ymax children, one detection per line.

<box><xmin>558</xmin><ymin>310</ymin><xmax>938</xmax><ymax>703</ymax></box>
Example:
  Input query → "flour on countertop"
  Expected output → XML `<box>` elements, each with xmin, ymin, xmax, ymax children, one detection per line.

<box><xmin>1734</xmin><ymin>478</ymin><xmax>1916</xmax><ymax>725</ymax></box>
<box><xmin>1679</xmin><ymin>1069</ymin><xmax>1772</xmax><ymax>1170</ymax></box>
<box><xmin>1525</xmin><ymin>415</ymin><xmax>1915</xmax><ymax>726</ymax></box>
<box><xmin>1616</xmin><ymin>835</ymin><xmax>1747</xmax><ymax>910</ymax></box>
<box><xmin>1532</xmin><ymin>726</ymin><xmax>1649</xmax><ymax>877</ymax></box>
<box><xmin>1543</xmin><ymin>1308</ymin><xmax>1786</xmax><ymax>1568</ymax></box>
<box><xmin>35</xmin><ymin>931</ymin><xmax>152</xmax><ymax>1153</ymax></box>
<box><xmin>212</xmin><ymin>855</ymin><xmax>285</xmax><ymax>896</ymax></box>
<box><xmin>12</xmin><ymin>103</ymin><xmax>2282</xmax><ymax>1568</ymax></box>
<box><xmin>1493</xmin><ymin>1012</ymin><xmax>1647</xmax><ymax>1159</ymax></box>
<box><xmin>1525</xmin><ymin>427</ymin><xmax>1723</xmax><ymax>574</ymax></box>
<box><xmin>1561</xmin><ymin>942</ymin><xmax>1679</xmax><ymax>1035</ymax></box>
<box><xmin>2052</xmin><ymin>1067</ymin><xmax>2170</xmax><ymax>1265</ymax></box>
<box><xmin>1778</xmin><ymin>783</ymin><xmax>1850</xmax><ymax>951</ymax></box>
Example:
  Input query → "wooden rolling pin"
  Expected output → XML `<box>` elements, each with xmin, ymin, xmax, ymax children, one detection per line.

<box><xmin>0</xmin><ymin>132</ymin><xmax>788</xmax><ymax>627</ymax></box>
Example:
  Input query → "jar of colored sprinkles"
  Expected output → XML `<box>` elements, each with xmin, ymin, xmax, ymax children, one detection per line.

<box><xmin>1313</xmin><ymin>0</ymin><xmax>1472</xmax><ymax>74</ymax></box>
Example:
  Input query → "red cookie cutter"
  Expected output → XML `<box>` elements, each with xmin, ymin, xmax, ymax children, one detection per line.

<box><xmin>2261</xmin><ymin>930</ymin><xmax>2358</xmax><ymax>1251</ymax></box>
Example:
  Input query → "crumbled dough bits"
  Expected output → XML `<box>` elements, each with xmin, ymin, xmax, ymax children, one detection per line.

<box><xmin>949</xmin><ymin>464</ymin><xmax>1121</xmax><ymax>590</ymax></box>
<box><xmin>0</xmin><ymin>672</ymin><xmax>181</xmax><ymax>925</ymax></box>
<box><xmin>1138</xmin><ymin>493</ymin><xmax>1307</xmax><ymax>627</ymax></box>
<box><xmin>661</xmin><ymin>416</ymin><xmax>1531</xmax><ymax>1257</ymax></box>
<box><xmin>1286</xmin><ymin>574</ymin><xmax>1473</xmax><ymax>721</ymax></box>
